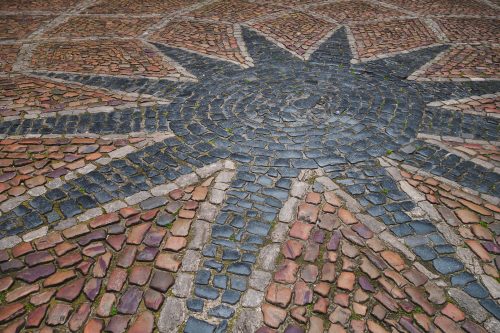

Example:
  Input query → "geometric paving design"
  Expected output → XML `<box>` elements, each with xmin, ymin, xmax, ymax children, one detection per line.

<box><xmin>149</xmin><ymin>20</ymin><xmax>252</xmax><ymax>67</ymax></box>
<box><xmin>0</xmin><ymin>134</ymin><xmax>169</xmax><ymax>206</ymax></box>
<box><xmin>0</xmin><ymin>0</ymin><xmax>500</xmax><ymax>332</ymax></box>
<box><xmin>28</xmin><ymin>40</ymin><xmax>194</xmax><ymax>80</ymax></box>
<box><xmin>310</xmin><ymin>0</ymin><xmax>406</xmax><ymax>23</ymax></box>
<box><xmin>0</xmin><ymin>0</ymin><xmax>80</xmax><ymax>12</ymax></box>
<box><xmin>43</xmin><ymin>16</ymin><xmax>162</xmax><ymax>38</ymax></box>
<box><xmin>185</xmin><ymin>0</ymin><xmax>282</xmax><ymax>23</ymax></box>
<box><xmin>0</xmin><ymin>44</ymin><xmax>21</xmax><ymax>73</ymax></box>
<box><xmin>0</xmin><ymin>15</ymin><xmax>55</xmax><ymax>40</ymax></box>
<box><xmin>249</xmin><ymin>12</ymin><xmax>339</xmax><ymax>60</ymax></box>
<box><xmin>428</xmin><ymin>93</ymin><xmax>500</xmax><ymax>118</ymax></box>
<box><xmin>348</xmin><ymin>18</ymin><xmax>440</xmax><ymax>61</ymax></box>
<box><xmin>382</xmin><ymin>159</ymin><xmax>500</xmax><ymax>294</ymax></box>
<box><xmin>411</xmin><ymin>44</ymin><xmax>500</xmax><ymax>81</ymax></box>
<box><xmin>85</xmin><ymin>0</ymin><xmax>199</xmax><ymax>14</ymax></box>
<box><xmin>0</xmin><ymin>75</ymin><xmax>161</xmax><ymax>119</ymax></box>
<box><xmin>435</xmin><ymin>17</ymin><xmax>500</xmax><ymax>44</ymax></box>
<box><xmin>418</xmin><ymin>135</ymin><xmax>500</xmax><ymax>171</ymax></box>
<box><xmin>0</xmin><ymin>170</ymin><xmax>232</xmax><ymax>331</ymax></box>
<box><xmin>382</xmin><ymin>0</ymin><xmax>500</xmax><ymax>15</ymax></box>
<box><xmin>260</xmin><ymin>183</ymin><xmax>493</xmax><ymax>332</ymax></box>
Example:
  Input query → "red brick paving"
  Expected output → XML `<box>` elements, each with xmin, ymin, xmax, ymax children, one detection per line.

<box><xmin>0</xmin><ymin>75</ymin><xmax>156</xmax><ymax>118</ymax></box>
<box><xmin>437</xmin><ymin>95</ymin><xmax>500</xmax><ymax>117</ymax></box>
<box><xmin>29</xmin><ymin>40</ymin><xmax>187</xmax><ymax>79</ymax></box>
<box><xmin>186</xmin><ymin>0</ymin><xmax>282</xmax><ymax>23</ymax></box>
<box><xmin>0</xmin><ymin>0</ymin><xmax>80</xmax><ymax>12</ymax></box>
<box><xmin>0</xmin><ymin>15</ymin><xmax>54</xmax><ymax>40</ymax></box>
<box><xmin>85</xmin><ymin>0</ymin><xmax>199</xmax><ymax>14</ymax></box>
<box><xmin>250</xmin><ymin>12</ymin><xmax>338</xmax><ymax>58</ymax></box>
<box><xmin>149</xmin><ymin>19</ymin><xmax>250</xmax><ymax>66</ymax></box>
<box><xmin>0</xmin><ymin>44</ymin><xmax>21</xmax><ymax>73</ymax></box>
<box><xmin>416</xmin><ymin>44</ymin><xmax>500</xmax><ymax>80</ymax></box>
<box><xmin>44</xmin><ymin>16</ymin><xmax>162</xmax><ymax>38</ymax></box>
<box><xmin>436</xmin><ymin>17</ymin><xmax>500</xmax><ymax>44</ymax></box>
<box><xmin>310</xmin><ymin>0</ymin><xmax>406</xmax><ymax>23</ymax></box>
<box><xmin>349</xmin><ymin>18</ymin><xmax>439</xmax><ymax>60</ymax></box>
<box><xmin>382</xmin><ymin>0</ymin><xmax>499</xmax><ymax>15</ymax></box>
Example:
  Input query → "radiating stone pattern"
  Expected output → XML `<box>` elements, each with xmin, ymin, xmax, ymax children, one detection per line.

<box><xmin>0</xmin><ymin>0</ymin><xmax>499</xmax><ymax>332</ymax></box>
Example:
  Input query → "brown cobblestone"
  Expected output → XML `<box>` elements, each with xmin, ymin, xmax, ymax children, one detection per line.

<box><xmin>29</xmin><ymin>40</ymin><xmax>187</xmax><ymax>79</ymax></box>
<box><xmin>251</xmin><ymin>12</ymin><xmax>337</xmax><ymax>58</ymax></box>
<box><xmin>350</xmin><ymin>18</ymin><xmax>439</xmax><ymax>60</ymax></box>
<box><xmin>46</xmin><ymin>16</ymin><xmax>160</xmax><ymax>38</ymax></box>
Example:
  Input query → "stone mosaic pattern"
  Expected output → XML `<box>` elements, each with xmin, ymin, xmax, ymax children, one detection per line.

<box><xmin>310</xmin><ymin>0</ymin><xmax>407</xmax><ymax>23</ymax></box>
<box><xmin>259</xmin><ymin>182</ymin><xmax>494</xmax><ymax>332</ymax></box>
<box><xmin>0</xmin><ymin>0</ymin><xmax>499</xmax><ymax>332</ymax></box>
<box><xmin>0</xmin><ymin>15</ymin><xmax>54</xmax><ymax>40</ymax></box>
<box><xmin>29</xmin><ymin>40</ymin><xmax>192</xmax><ymax>80</ymax></box>
<box><xmin>0</xmin><ymin>0</ymin><xmax>80</xmax><ymax>12</ymax></box>
<box><xmin>0</xmin><ymin>44</ymin><xmax>20</xmax><ymax>73</ymax></box>
<box><xmin>149</xmin><ymin>20</ymin><xmax>252</xmax><ymax>67</ymax></box>
<box><xmin>410</xmin><ymin>45</ymin><xmax>500</xmax><ymax>81</ymax></box>
<box><xmin>186</xmin><ymin>0</ymin><xmax>282</xmax><ymax>23</ymax></box>
<box><xmin>84</xmin><ymin>0</ymin><xmax>199</xmax><ymax>14</ymax></box>
<box><xmin>0</xmin><ymin>75</ymin><xmax>163</xmax><ymax>119</ymax></box>
<box><xmin>0</xmin><ymin>168</ymin><xmax>233</xmax><ymax>332</ymax></box>
<box><xmin>348</xmin><ymin>18</ymin><xmax>440</xmax><ymax>61</ymax></box>
<box><xmin>435</xmin><ymin>17</ymin><xmax>500</xmax><ymax>44</ymax></box>
<box><xmin>0</xmin><ymin>134</ymin><xmax>171</xmax><ymax>206</ymax></box>
<box><xmin>249</xmin><ymin>12</ymin><xmax>338</xmax><ymax>60</ymax></box>
<box><xmin>429</xmin><ymin>93</ymin><xmax>500</xmax><ymax>118</ymax></box>
<box><xmin>44</xmin><ymin>16</ymin><xmax>161</xmax><ymax>38</ymax></box>
<box><xmin>382</xmin><ymin>0</ymin><xmax>500</xmax><ymax>15</ymax></box>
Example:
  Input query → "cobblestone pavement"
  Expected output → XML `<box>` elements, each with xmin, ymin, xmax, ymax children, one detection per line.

<box><xmin>0</xmin><ymin>0</ymin><xmax>499</xmax><ymax>332</ymax></box>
